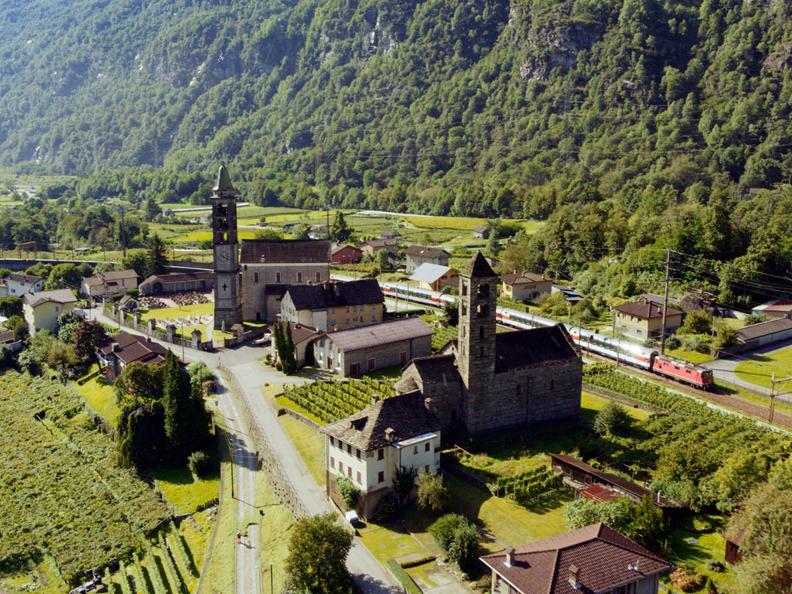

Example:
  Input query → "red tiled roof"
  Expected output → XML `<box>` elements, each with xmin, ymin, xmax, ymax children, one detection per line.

<box><xmin>480</xmin><ymin>523</ymin><xmax>670</xmax><ymax>594</ymax></box>
<box><xmin>613</xmin><ymin>299</ymin><xmax>682</xmax><ymax>320</ymax></box>
<box><xmin>580</xmin><ymin>483</ymin><xmax>623</xmax><ymax>503</ymax></box>
<box><xmin>501</xmin><ymin>272</ymin><xmax>551</xmax><ymax>285</ymax></box>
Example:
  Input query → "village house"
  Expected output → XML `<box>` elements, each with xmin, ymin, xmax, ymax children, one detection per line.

<box><xmin>330</xmin><ymin>244</ymin><xmax>363</xmax><ymax>265</ymax></box>
<box><xmin>80</xmin><ymin>269</ymin><xmax>138</xmax><ymax>299</ymax></box>
<box><xmin>480</xmin><ymin>523</ymin><xmax>671</xmax><ymax>594</ymax></box>
<box><xmin>313</xmin><ymin>317</ymin><xmax>433</xmax><ymax>377</ymax></box>
<box><xmin>473</xmin><ymin>224</ymin><xmax>490</xmax><ymax>239</ymax></box>
<box><xmin>23</xmin><ymin>289</ymin><xmax>78</xmax><ymax>334</ymax></box>
<box><xmin>405</xmin><ymin>245</ymin><xmax>450</xmax><ymax>273</ymax></box>
<box><xmin>409</xmin><ymin>263</ymin><xmax>460</xmax><ymax>291</ymax></box>
<box><xmin>500</xmin><ymin>272</ymin><xmax>553</xmax><ymax>303</ymax></box>
<box><xmin>280</xmin><ymin>279</ymin><xmax>384</xmax><ymax>332</ymax></box>
<box><xmin>379</xmin><ymin>228</ymin><xmax>401</xmax><ymax>239</ymax></box>
<box><xmin>139</xmin><ymin>271</ymin><xmax>214</xmax><ymax>296</ymax></box>
<box><xmin>396</xmin><ymin>252</ymin><xmax>582</xmax><ymax>435</ymax></box>
<box><xmin>729</xmin><ymin>317</ymin><xmax>792</xmax><ymax>353</ymax></box>
<box><xmin>752</xmin><ymin>299</ymin><xmax>792</xmax><ymax>319</ymax></box>
<box><xmin>239</xmin><ymin>239</ymin><xmax>331</xmax><ymax>322</ymax></box>
<box><xmin>97</xmin><ymin>331</ymin><xmax>169</xmax><ymax>381</ymax></box>
<box><xmin>613</xmin><ymin>299</ymin><xmax>684</xmax><ymax>341</ymax></box>
<box><xmin>0</xmin><ymin>273</ymin><xmax>43</xmax><ymax>297</ymax></box>
<box><xmin>0</xmin><ymin>329</ymin><xmax>23</xmax><ymax>353</ymax></box>
<box><xmin>360</xmin><ymin>238</ymin><xmax>399</xmax><ymax>259</ymax></box>
<box><xmin>320</xmin><ymin>391</ymin><xmax>441</xmax><ymax>518</ymax></box>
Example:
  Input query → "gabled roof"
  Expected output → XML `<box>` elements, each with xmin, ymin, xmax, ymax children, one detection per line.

<box><xmin>409</xmin><ymin>263</ymin><xmax>457</xmax><ymax>284</ymax></box>
<box><xmin>83</xmin><ymin>269</ymin><xmax>138</xmax><ymax>287</ymax></box>
<box><xmin>494</xmin><ymin>325</ymin><xmax>578</xmax><ymax>373</ymax></box>
<box><xmin>0</xmin><ymin>330</ymin><xmax>16</xmax><ymax>344</ymax></box>
<box><xmin>406</xmin><ymin>354</ymin><xmax>461</xmax><ymax>385</ymax></box>
<box><xmin>286</xmin><ymin>322</ymin><xmax>321</xmax><ymax>346</ymax></box>
<box><xmin>480</xmin><ymin>523</ymin><xmax>670</xmax><ymax>594</ymax></box>
<box><xmin>24</xmin><ymin>289</ymin><xmax>77</xmax><ymax>307</ymax></box>
<box><xmin>331</xmin><ymin>244</ymin><xmax>362</xmax><ymax>255</ymax></box>
<box><xmin>320</xmin><ymin>392</ymin><xmax>441</xmax><ymax>451</ymax></box>
<box><xmin>285</xmin><ymin>279</ymin><xmax>384</xmax><ymax>311</ymax></box>
<box><xmin>464</xmin><ymin>251</ymin><xmax>497</xmax><ymax>278</ymax></box>
<box><xmin>241</xmin><ymin>239</ymin><xmax>330</xmax><ymax>264</ymax></box>
<box><xmin>98</xmin><ymin>331</ymin><xmax>168</xmax><ymax>366</ymax></box>
<box><xmin>501</xmin><ymin>272</ymin><xmax>550</xmax><ymax>286</ymax></box>
<box><xmin>323</xmin><ymin>317</ymin><xmax>432</xmax><ymax>352</ymax></box>
<box><xmin>361</xmin><ymin>238</ymin><xmax>399</xmax><ymax>250</ymax></box>
<box><xmin>737</xmin><ymin>317</ymin><xmax>792</xmax><ymax>342</ymax></box>
<box><xmin>7</xmin><ymin>273</ymin><xmax>42</xmax><ymax>285</ymax></box>
<box><xmin>405</xmin><ymin>245</ymin><xmax>449</xmax><ymax>259</ymax></box>
<box><xmin>141</xmin><ymin>271</ymin><xmax>213</xmax><ymax>284</ymax></box>
<box><xmin>613</xmin><ymin>299</ymin><xmax>682</xmax><ymax>320</ymax></box>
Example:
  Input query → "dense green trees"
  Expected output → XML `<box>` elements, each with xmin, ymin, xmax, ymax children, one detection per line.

<box><xmin>286</xmin><ymin>514</ymin><xmax>354</xmax><ymax>594</ymax></box>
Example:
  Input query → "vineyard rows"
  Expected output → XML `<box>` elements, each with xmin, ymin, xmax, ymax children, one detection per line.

<box><xmin>284</xmin><ymin>378</ymin><xmax>396</xmax><ymax>423</ymax></box>
<box><xmin>0</xmin><ymin>372</ymin><xmax>168</xmax><ymax>583</ymax></box>
<box><xmin>488</xmin><ymin>467</ymin><xmax>563</xmax><ymax>506</ymax></box>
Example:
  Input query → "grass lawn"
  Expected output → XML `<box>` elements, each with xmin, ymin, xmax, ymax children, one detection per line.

<box><xmin>152</xmin><ymin>466</ymin><xmax>220</xmax><ymax>515</ymax></box>
<box><xmin>279</xmin><ymin>414</ymin><xmax>326</xmax><ymax>486</ymax></box>
<box><xmin>735</xmin><ymin>345</ymin><xmax>792</xmax><ymax>390</ymax></box>
<box><xmin>0</xmin><ymin>555</ymin><xmax>67</xmax><ymax>594</ymax></box>
<box><xmin>667</xmin><ymin>514</ymin><xmax>735</xmax><ymax>593</ymax></box>
<box><xmin>580</xmin><ymin>391</ymin><xmax>653</xmax><ymax>422</ymax></box>
<box><xmin>275</xmin><ymin>394</ymin><xmax>326</xmax><ymax>425</ymax></box>
<box><xmin>255</xmin><ymin>454</ymin><xmax>296</xmax><ymax>594</ymax></box>
<box><xmin>74</xmin><ymin>367</ymin><xmax>121</xmax><ymax>427</ymax></box>
<box><xmin>714</xmin><ymin>377</ymin><xmax>792</xmax><ymax>416</ymax></box>
<box><xmin>358</xmin><ymin>522</ymin><xmax>427</xmax><ymax>561</ymax></box>
<box><xmin>666</xmin><ymin>348</ymin><xmax>714</xmax><ymax>365</ymax></box>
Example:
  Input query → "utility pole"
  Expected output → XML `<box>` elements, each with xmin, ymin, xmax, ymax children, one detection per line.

<box><xmin>659</xmin><ymin>248</ymin><xmax>671</xmax><ymax>354</ymax></box>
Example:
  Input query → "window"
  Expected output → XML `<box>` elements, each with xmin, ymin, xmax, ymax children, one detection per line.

<box><xmin>378</xmin><ymin>448</ymin><xmax>384</xmax><ymax>460</ymax></box>
<box><xmin>413</xmin><ymin>445</ymin><xmax>418</xmax><ymax>455</ymax></box>
<box><xmin>347</xmin><ymin>466</ymin><xmax>352</xmax><ymax>478</ymax></box>
<box><xmin>477</xmin><ymin>303</ymin><xmax>489</xmax><ymax>318</ymax></box>
<box><xmin>477</xmin><ymin>283</ymin><xmax>489</xmax><ymax>297</ymax></box>
<box><xmin>356</xmin><ymin>449</ymin><xmax>361</xmax><ymax>460</ymax></box>
<box><xmin>368</xmin><ymin>358</ymin><xmax>375</xmax><ymax>371</ymax></box>
<box><xmin>254</xmin><ymin>272</ymin><xmax>259</xmax><ymax>283</ymax></box>
<box><xmin>479</xmin><ymin>326</ymin><xmax>485</xmax><ymax>340</ymax></box>
<box><xmin>378</xmin><ymin>471</ymin><xmax>385</xmax><ymax>483</ymax></box>
<box><xmin>347</xmin><ymin>443</ymin><xmax>352</xmax><ymax>454</ymax></box>
<box><xmin>424</xmin><ymin>442</ymin><xmax>431</xmax><ymax>452</ymax></box>
<box><xmin>297</xmin><ymin>272</ymin><xmax>302</xmax><ymax>283</ymax></box>
<box><xmin>339</xmin><ymin>462</ymin><xmax>344</xmax><ymax>473</ymax></box>
<box><xmin>357</xmin><ymin>471</ymin><xmax>362</xmax><ymax>484</ymax></box>
<box><xmin>276</xmin><ymin>272</ymin><xmax>281</xmax><ymax>283</ymax></box>
<box><xmin>316</xmin><ymin>271</ymin><xmax>321</xmax><ymax>282</ymax></box>
<box><xmin>330</xmin><ymin>457</ymin><xmax>335</xmax><ymax>469</ymax></box>
<box><xmin>330</xmin><ymin>436</ymin><xmax>334</xmax><ymax>446</ymax></box>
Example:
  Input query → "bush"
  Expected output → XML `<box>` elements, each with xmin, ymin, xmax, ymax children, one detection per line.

<box><xmin>187</xmin><ymin>361</ymin><xmax>215</xmax><ymax>385</ymax></box>
<box><xmin>416</xmin><ymin>469</ymin><xmax>448</xmax><ymax>514</ymax></box>
<box><xmin>447</xmin><ymin>522</ymin><xmax>479</xmax><ymax>572</ymax></box>
<box><xmin>188</xmin><ymin>451</ymin><xmax>213</xmax><ymax>478</ymax></box>
<box><xmin>670</xmin><ymin>567</ymin><xmax>705</xmax><ymax>592</ymax></box>
<box><xmin>429</xmin><ymin>513</ymin><xmax>469</xmax><ymax>551</ymax></box>
<box><xmin>593</xmin><ymin>402</ymin><xmax>631</xmax><ymax>435</ymax></box>
<box><xmin>679</xmin><ymin>310</ymin><xmax>712</xmax><ymax>335</ymax></box>
<box><xmin>336</xmin><ymin>476</ymin><xmax>360</xmax><ymax>510</ymax></box>
<box><xmin>372</xmin><ymin>489</ymin><xmax>399</xmax><ymax>521</ymax></box>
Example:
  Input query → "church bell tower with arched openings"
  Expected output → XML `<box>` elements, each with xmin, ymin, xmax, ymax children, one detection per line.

<box><xmin>212</xmin><ymin>165</ymin><xmax>242</xmax><ymax>330</ymax></box>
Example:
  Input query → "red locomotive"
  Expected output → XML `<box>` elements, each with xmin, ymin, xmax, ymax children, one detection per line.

<box><xmin>649</xmin><ymin>353</ymin><xmax>714</xmax><ymax>390</ymax></box>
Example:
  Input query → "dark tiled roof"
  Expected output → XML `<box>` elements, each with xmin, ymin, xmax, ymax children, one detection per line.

<box><xmin>362</xmin><ymin>239</ymin><xmax>399</xmax><ymax>250</ymax></box>
<box><xmin>614</xmin><ymin>299</ymin><xmax>682</xmax><ymax>320</ymax></box>
<box><xmin>320</xmin><ymin>392</ymin><xmax>441</xmax><ymax>451</ymax></box>
<box><xmin>323</xmin><ymin>317</ymin><xmax>432</xmax><ymax>352</ymax></box>
<box><xmin>0</xmin><ymin>330</ymin><xmax>16</xmax><ymax>344</ymax></box>
<box><xmin>8</xmin><ymin>273</ymin><xmax>42</xmax><ymax>284</ymax></box>
<box><xmin>286</xmin><ymin>322</ymin><xmax>321</xmax><ymax>345</ymax></box>
<box><xmin>83</xmin><ymin>269</ymin><xmax>138</xmax><ymax>287</ymax></box>
<box><xmin>464</xmin><ymin>251</ymin><xmax>496</xmax><ymax>278</ymax></box>
<box><xmin>501</xmin><ymin>272</ymin><xmax>550</xmax><ymax>285</ymax></box>
<box><xmin>99</xmin><ymin>332</ymin><xmax>168</xmax><ymax>366</ymax></box>
<box><xmin>737</xmin><ymin>317</ymin><xmax>792</xmax><ymax>342</ymax></box>
<box><xmin>285</xmin><ymin>279</ymin><xmax>384</xmax><ymax>310</ymax></box>
<box><xmin>408</xmin><ymin>354</ymin><xmax>461</xmax><ymax>385</ymax></box>
<box><xmin>480</xmin><ymin>523</ymin><xmax>670</xmax><ymax>594</ymax></box>
<box><xmin>405</xmin><ymin>245</ymin><xmax>449</xmax><ymax>259</ymax></box>
<box><xmin>241</xmin><ymin>239</ymin><xmax>330</xmax><ymax>264</ymax></box>
<box><xmin>24</xmin><ymin>289</ymin><xmax>77</xmax><ymax>307</ymax></box>
<box><xmin>264</xmin><ymin>283</ymin><xmax>290</xmax><ymax>296</ymax></box>
<box><xmin>494</xmin><ymin>325</ymin><xmax>578</xmax><ymax>373</ymax></box>
<box><xmin>141</xmin><ymin>271</ymin><xmax>213</xmax><ymax>284</ymax></box>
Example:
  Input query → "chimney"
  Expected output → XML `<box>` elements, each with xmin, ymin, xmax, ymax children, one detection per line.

<box><xmin>504</xmin><ymin>548</ymin><xmax>514</xmax><ymax>567</ymax></box>
<box><xmin>111</xmin><ymin>342</ymin><xmax>121</xmax><ymax>353</ymax></box>
<box><xmin>568</xmin><ymin>565</ymin><xmax>581</xmax><ymax>590</ymax></box>
<box><xmin>385</xmin><ymin>427</ymin><xmax>395</xmax><ymax>442</ymax></box>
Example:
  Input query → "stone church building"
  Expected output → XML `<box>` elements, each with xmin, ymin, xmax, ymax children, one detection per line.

<box><xmin>210</xmin><ymin>166</ymin><xmax>330</xmax><ymax>325</ymax></box>
<box><xmin>395</xmin><ymin>252</ymin><xmax>581</xmax><ymax>434</ymax></box>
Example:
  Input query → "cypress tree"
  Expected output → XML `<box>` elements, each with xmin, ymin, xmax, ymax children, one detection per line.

<box><xmin>162</xmin><ymin>350</ymin><xmax>192</xmax><ymax>461</ymax></box>
<box><xmin>283</xmin><ymin>322</ymin><xmax>297</xmax><ymax>374</ymax></box>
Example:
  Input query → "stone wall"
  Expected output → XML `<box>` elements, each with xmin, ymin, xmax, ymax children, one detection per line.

<box><xmin>240</xmin><ymin>262</ymin><xmax>329</xmax><ymax>321</ymax></box>
<box><xmin>339</xmin><ymin>334</ymin><xmax>432</xmax><ymax>377</ymax></box>
<box><xmin>465</xmin><ymin>359</ymin><xmax>582</xmax><ymax>434</ymax></box>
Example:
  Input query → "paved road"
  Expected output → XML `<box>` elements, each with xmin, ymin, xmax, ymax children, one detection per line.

<box><xmin>91</xmin><ymin>308</ymin><xmax>400</xmax><ymax>593</ymax></box>
<box><xmin>701</xmin><ymin>342</ymin><xmax>792</xmax><ymax>403</ymax></box>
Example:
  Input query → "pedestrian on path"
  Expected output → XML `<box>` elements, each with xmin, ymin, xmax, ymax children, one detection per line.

<box><xmin>236</xmin><ymin>530</ymin><xmax>241</xmax><ymax>545</ymax></box>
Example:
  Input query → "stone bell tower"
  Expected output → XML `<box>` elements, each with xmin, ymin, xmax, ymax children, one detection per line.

<box><xmin>212</xmin><ymin>165</ymin><xmax>242</xmax><ymax>329</ymax></box>
<box><xmin>457</xmin><ymin>251</ymin><xmax>498</xmax><ymax>431</ymax></box>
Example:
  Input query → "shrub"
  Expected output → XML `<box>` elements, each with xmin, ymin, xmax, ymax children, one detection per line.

<box><xmin>393</xmin><ymin>466</ymin><xmax>417</xmax><ymax>505</ymax></box>
<box><xmin>187</xmin><ymin>361</ymin><xmax>215</xmax><ymax>385</ymax></box>
<box><xmin>336</xmin><ymin>476</ymin><xmax>360</xmax><ymax>510</ymax></box>
<box><xmin>429</xmin><ymin>514</ymin><xmax>469</xmax><ymax>551</ymax></box>
<box><xmin>447</xmin><ymin>522</ymin><xmax>480</xmax><ymax>572</ymax></box>
<box><xmin>679</xmin><ymin>310</ymin><xmax>712</xmax><ymax>335</ymax></box>
<box><xmin>416</xmin><ymin>469</ymin><xmax>448</xmax><ymax>514</ymax></box>
<box><xmin>670</xmin><ymin>567</ymin><xmax>705</xmax><ymax>592</ymax></box>
<box><xmin>593</xmin><ymin>402</ymin><xmax>631</xmax><ymax>435</ymax></box>
<box><xmin>188</xmin><ymin>451</ymin><xmax>213</xmax><ymax>478</ymax></box>
<box><xmin>372</xmin><ymin>489</ymin><xmax>400</xmax><ymax>521</ymax></box>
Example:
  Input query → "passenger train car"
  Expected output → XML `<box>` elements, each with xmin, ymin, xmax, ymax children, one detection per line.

<box><xmin>381</xmin><ymin>282</ymin><xmax>714</xmax><ymax>390</ymax></box>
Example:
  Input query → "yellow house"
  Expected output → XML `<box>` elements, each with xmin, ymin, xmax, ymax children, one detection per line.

<box><xmin>500</xmin><ymin>272</ymin><xmax>553</xmax><ymax>303</ymax></box>
<box><xmin>613</xmin><ymin>299</ymin><xmax>683</xmax><ymax>341</ymax></box>
<box><xmin>23</xmin><ymin>289</ymin><xmax>78</xmax><ymax>334</ymax></box>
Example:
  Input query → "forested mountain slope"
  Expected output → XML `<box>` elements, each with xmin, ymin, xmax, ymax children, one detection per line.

<box><xmin>1</xmin><ymin>0</ymin><xmax>791</xmax><ymax>303</ymax></box>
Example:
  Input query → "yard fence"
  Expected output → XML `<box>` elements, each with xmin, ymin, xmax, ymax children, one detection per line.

<box><xmin>103</xmin><ymin>304</ymin><xmax>214</xmax><ymax>351</ymax></box>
